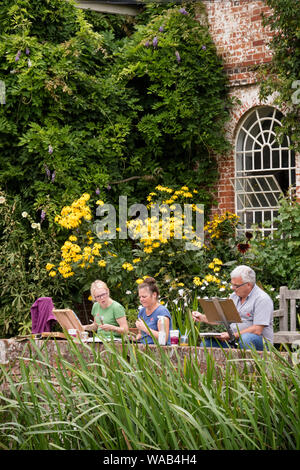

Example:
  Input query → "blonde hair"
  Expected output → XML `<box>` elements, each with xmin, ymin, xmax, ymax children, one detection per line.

<box><xmin>90</xmin><ymin>280</ymin><xmax>109</xmax><ymax>302</ymax></box>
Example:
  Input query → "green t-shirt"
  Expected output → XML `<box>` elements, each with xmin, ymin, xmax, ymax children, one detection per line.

<box><xmin>92</xmin><ymin>300</ymin><xmax>126</xmax><ymax>339</ymax></box>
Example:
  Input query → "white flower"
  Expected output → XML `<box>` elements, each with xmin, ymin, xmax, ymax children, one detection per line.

<box><xmin>173</xmin><ymin>299</ymin><xmax>179</xmax><ymax>305</ymax></box>
<box><xmin>126</xmin><ymin>290</ymin><xmax>132</xmax><ymax>295</ymax></box>
<box><xmin>201</xmin><ymin>286</ymin><xmax>206</xmax><ymax>290</ymax></box>
<box><xmin>219</xmin><ymin>287</ymin><xmax>226</xmax><ymax>292</ymax></box>
<box><xmin>22</xmin><ymin>211</ymin><xmax>28</xmax><ymax>218</ymax></box>
<box><xmin>178</xmin><ymin>289</ymin><xmax>184</xmax><ymax>297</ymax></box>
<box><xmin>31</xmin><ymin>222</ymin><xmax>41</xmax><ymax>230</ymax></box>
<box><xmin>0</xmin><ymin>196</ymin><xmax>6</xmax><ymax>204</ymax></box>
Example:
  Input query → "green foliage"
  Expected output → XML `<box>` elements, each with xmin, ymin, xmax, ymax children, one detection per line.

<box><xmin>244</xmin><ymin>194</ymin><xmax>300</xmax><ymax>290</ymax></box>
<box><xmin>0</xmin><ymin>0</ymin><xmax>138</xmax><ymax>210</ymax></box>
<box><xmin>1</xmin><ymin>338</ymin><xmax>299</xmax><ymax>449</ymax></box>
<box><xmin>0</xmin><ymin>0</ymin><xmax>231</xmax><ymax>215</ymax></box>
<box><xmin>260</xmin><ymin>0</ymin><xmax>300</xmax><ymax>152</ymax></box>
<box><xmin>115</xmin><ymin>3</ymin><xmax>231</xmax><ymax>204</ymax></box>
<box><xmin>0</xmin><ymin>190</ymin><xmax>77</xmax><ymax>337</ymax></box>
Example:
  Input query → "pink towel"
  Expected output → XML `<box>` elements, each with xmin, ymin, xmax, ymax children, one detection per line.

<box><xmin>30</xmin><ymin>297</ymin><xmax>57</xmax><ymax>334</ymax></box>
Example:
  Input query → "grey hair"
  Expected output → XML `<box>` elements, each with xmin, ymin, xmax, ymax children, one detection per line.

<box><xmin>230</xmin><ymin>265</ymin><xmax>256</xmax><ymax>285</ymax></box>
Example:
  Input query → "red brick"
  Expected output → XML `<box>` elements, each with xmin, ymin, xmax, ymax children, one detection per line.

<box><xmin>253</xmin><ymin>39</ymin><xmax>265</xmax><ymax>46</ymax></box>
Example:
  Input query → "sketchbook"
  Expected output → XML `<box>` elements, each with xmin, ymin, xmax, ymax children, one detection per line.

<box><xmin>198</xmin><ymin>297</ymin><xmax>241</xmax><ymax>344</ymax></box>
<box><xmin>52</xmin><ymin>308</ymin><xmax>84</xmax><ymax>333</ymax></box>
<box><xmin>198</xmin><ymin>298</ymin><xmax>241</xmax><ymax>324</ymax></box>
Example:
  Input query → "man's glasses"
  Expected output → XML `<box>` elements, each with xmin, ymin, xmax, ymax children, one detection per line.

<box><xmin>95</xmin><ymin>292</ymin><xmax>108</xmax><ymax>300</ymax></box>
<box><xmin>231</xmin><ymin>282</ymin><xmax>248</xmax><ymax>289</ymax></box>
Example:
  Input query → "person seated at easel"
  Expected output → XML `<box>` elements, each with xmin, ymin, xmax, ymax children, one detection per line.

<box><xmin>192</xmin><ymin>265</ymin><xmax>274</xmax><ymax>350</ymax></box>
<box><xmin>83</xmin><ymin>280</ymin><xmax>129</xmax><ymax>339</ymax></box>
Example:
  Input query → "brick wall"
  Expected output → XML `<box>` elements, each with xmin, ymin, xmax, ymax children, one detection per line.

<box><xmin>200</xmin><ymin>0</ymin><xmax>300</xmax><ymax>214</ymax></box>
<box><xmin>202</xmin><ymin>0</ymin><xmax>273</xmax><ymax>87</ymax></box>
<box><xmin>198</xmin><ymin>1</ymin><xmax>300</xmax><ymax>216</ymax></box>
<box><xmin>0</xmin><ymin>338</ymin><xmax>292</xmax><ymax>393</ymax></box>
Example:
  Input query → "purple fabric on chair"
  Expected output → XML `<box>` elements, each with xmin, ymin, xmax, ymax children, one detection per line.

<box><xmin>30</xmin><ymin>297</ymin><xmax>57</xmax><ymax>334</ymax></box>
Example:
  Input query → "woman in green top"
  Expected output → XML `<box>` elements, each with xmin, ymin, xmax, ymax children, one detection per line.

<box><xmin>83</xmin><ymin>280</ymin><xmax>129</xmax><ymax>338</ymax></box>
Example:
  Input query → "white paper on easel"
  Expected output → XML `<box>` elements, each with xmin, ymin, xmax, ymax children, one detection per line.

<box><xmin>199</xmin><ymin>332</ymin><xmax>223</xmax><ymax>337</ymax></box>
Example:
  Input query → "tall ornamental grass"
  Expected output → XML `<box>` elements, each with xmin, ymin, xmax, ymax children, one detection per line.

<box><xmin>0</xmin><ymin>338</ymin><xmax>299</xmax><ymax>450</ymax></box>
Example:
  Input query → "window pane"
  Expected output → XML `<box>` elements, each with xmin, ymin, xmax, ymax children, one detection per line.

<box><xmin>272</xmin><ymin>150</ymin><xmax>279</xmax><ymax>168</ymax></box>
<box><xmin>281</xmin><ymin>150</ymin><xmax>289</xmax><ymax>168</ymax></box>
<box><xmin>254</xmin><ymin>153</ymin><xmax>261</xmax><ymax>169</ymax></box>
<box><xmin>263</xmin><ymin>146</ymin><xmax>271</xmax><ymax>169</ymax></box>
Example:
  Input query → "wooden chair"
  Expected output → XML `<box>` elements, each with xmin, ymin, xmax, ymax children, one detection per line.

<box><xmin>273</xmin><ymin>286</ymin><xmax>300</xmax><ymax>344</ymax></box>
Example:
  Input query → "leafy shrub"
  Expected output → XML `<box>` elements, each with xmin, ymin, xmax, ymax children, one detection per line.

<box><xmin>0</xmin><ymin>190</ymin><xmax>77</xmax><ymax>337</ymax></box>
<box><xmin>244</xmin><ymin>194</ymin><xmax>300</xmax><ymax>290</ymax></box>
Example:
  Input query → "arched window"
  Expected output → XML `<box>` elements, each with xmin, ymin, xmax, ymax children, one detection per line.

<box><xmin>235</xmin><ymin>106</ymin><xmax>296</xmax><ymax>236</ymax></box>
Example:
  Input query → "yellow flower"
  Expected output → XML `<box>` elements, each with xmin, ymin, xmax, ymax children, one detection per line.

<box><xmin>46</xmin><ymin>263</ymin><xmax>55</xmax><ymax>271</ymax></box>
<box><xmin>133</xmin><ymin>258</ymin><xmax>141</xmax><ymax>263</ymax></box>
<box><xmin>96</xmin><ymin>200</ymin><xmax>105</xmax><ymax>206</ymax></box>
<box><xmin>98</xmin><ymin>260</ymin><xmax>107</xmax><ymax>267</ymax></box>
<box><xmin>69</xmin><ymin>235</ymin><xmax>77</xmax><ymax>242</ymax></box>
<box><xmin>152</xmin><ymin>242</ymin><xmax>160</xmax><ymax>248</ymax></box>
<box><xmin>136</xmin><ymin>278</ymin><xmax>144</xmax><ymax>284</ymax></box>
<box><xmin>122</xmin><ymin>262</ymin><xmax>134</xmax><ymax>271</ymax></box>
<box><xmin>49</xmin><ymin>270</ymin><xmax>56</xmax><ymax>277</ymax></box>
<box><xmin>193</xmin><ymin>276</ymin><xmax>202</xmax><ymax>286</ymax></box>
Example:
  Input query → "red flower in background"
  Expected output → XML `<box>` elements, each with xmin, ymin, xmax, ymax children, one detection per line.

<box><xmin>237</xmin><ymin>243</ymin><xmax>250</xmax><ymax>254</ymax></box>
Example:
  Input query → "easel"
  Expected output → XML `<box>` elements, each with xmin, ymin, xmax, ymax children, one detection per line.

<box><xmin>198</xmin><ymin>298</ymin><xmax>242</xmax><ymax>346</ymax></box>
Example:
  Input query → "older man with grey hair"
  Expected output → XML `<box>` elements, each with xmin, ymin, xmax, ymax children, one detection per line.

<box><xmin>192</xmin><ymin>265</ymin><xmax>273</xmax><ymax>350</ymax></box>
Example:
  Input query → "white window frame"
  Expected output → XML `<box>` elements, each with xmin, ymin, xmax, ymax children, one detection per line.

<box><xmin>234</xmin><ymin>106</ymin><xmax>296</xmax><ymax>236</ymax></box>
